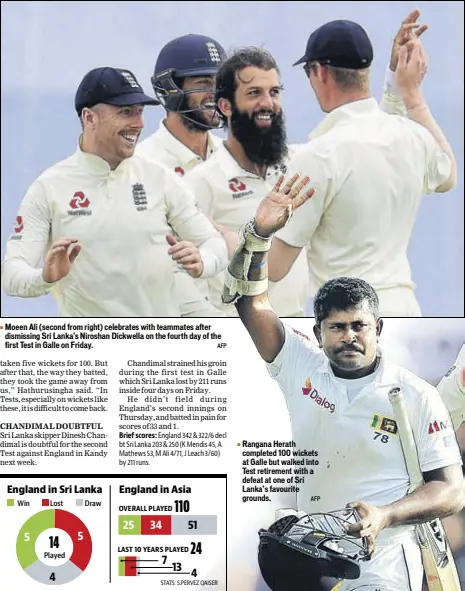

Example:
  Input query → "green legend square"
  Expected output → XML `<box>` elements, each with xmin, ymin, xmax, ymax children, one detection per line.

<box><xmin>7</xmin><ymin>499</ymin><xmax>14</xmax><ymax>507</ymax></box>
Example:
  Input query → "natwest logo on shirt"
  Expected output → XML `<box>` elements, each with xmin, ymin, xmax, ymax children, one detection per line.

<box><xmin>14</xmin><ymin>216</ymin><xmax>23</xmax><ymax>233</ymax></box>
<box><xmin>228</xmin><ymin>177</ymin><xmax>253</xmax><ymax>199</ymax></box>
<box><xmin>10</xmin><ymin>216</ymin><xmax>23</xmax><ymax>241</ymax></box>
<box><xmin>302</xmin><ymin>378</ymin><xmax>335</xmax><ymax>414</ymax></box>
<box><xmin>69</xmin><ymin>192</ymin><xmax>92</xmax><ymax>216</ymax></box>
<box><xmin>229</xmin><ymin>178</ymin><xmax>246</xmax><ymax>192</ymax></box>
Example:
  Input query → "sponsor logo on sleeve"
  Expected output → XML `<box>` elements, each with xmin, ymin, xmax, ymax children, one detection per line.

<box><xmin>14</xmin><ymin>216</ymin><xmax>23</xmax><ymax>233</ymax></box>
<box><xmin>428</xmin><ymin>420</ymin><xmax>451</xmax><ymax>435</ymax></box>
<box><xmin>302</xmin><ymin>378</ymin><xmax>335</xmax><ymax>414</ymax></box>
<box><xmin>292</xmin><ymin>328</ymin><xmax>311</xmax><ymax>341</ymax></box>
<box><xmin>69</xmin><ymin>192</ymin><xmax>92</xmax><ymax>216</ymax></box>
<box><xmin>10</xmin><ymin>216</ymin><xmax>24</xmax><ymax>240</ymax></box>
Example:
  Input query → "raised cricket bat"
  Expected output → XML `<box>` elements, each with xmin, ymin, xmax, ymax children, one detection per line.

<box><xmin>388</xmin><ymin>387</ymin><xmax>461</xmax><ymax>591</ymax></box>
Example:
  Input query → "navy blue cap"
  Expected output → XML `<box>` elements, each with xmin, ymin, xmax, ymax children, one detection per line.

<box><xmin>154</xmin><ymin>34</ymin><xmax>226</xmax><ymax>77</ymax></box>
<box><xmin>293</xmin><ymin>20</ymin><xmax>373</xmax><ymax>69</ymax></box>
<box><xmin>75</xmin><ymin>67</ymin><xmax>159</xmax><ymax>115</ymax></box>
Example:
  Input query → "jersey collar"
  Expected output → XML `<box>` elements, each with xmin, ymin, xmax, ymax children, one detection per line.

<box><xmin>309</xmin><ymin>97</ymin><xmax>380</xmax><ymax>141</ymax></box>
<box><xmin>157</xmin><ymin>119</ymin><xmax>219</xmax><ymax>167</ymax></box>
<box><xmin>75</xmin><ymin>136</ymin><xmax>129</xmax><ymax>176</ymax></box>
<box><xmin>218</xmin><ymin>142</ymin><xmax>289</xmax><ymax>181</ymax></box>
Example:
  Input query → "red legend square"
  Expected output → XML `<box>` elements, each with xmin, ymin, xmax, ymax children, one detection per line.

<box><xmin>42</xmin><ymin>499</ymin><xmax>50</xmax><ymax>506</ymax></box>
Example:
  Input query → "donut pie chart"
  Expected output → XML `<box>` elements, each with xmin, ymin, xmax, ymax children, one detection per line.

<box><xmin>16</xmin><ymin>509</ymin><xmax>92</xmax><ymax>585</ymax></box>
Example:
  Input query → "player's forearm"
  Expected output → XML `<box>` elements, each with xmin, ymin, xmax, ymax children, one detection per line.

<box><xmin>198</xmin><ymin>235</ymin><xmax>228</xmax><ymax>278</ymax></box>
<box><xmin>211</xmin><ymin>222</ymin><xmax>238</xmax><ymax>260</ymax></box>
<box><xmin>222</xmin><ymin>223</ymin><xmax>284</xmax><ymax>362</ymax></box>
<box><xmin>236</xmin><ymin>293</ymin><xmax>285</xmax><ymax>363</ymax></box>
<box><xmin>1</xmin><ymin>257</ymin><xmax>56</xmax><ymax>297</ymax></box>
<box><xmin>404</xmin><ymin>90</ymin><xmax>457</xmax><ymax>191</ymax></box>
<box><xmin>268</xmin><ymin>238</ymin><xmax>302</xmax><ymax>282</ymax></box>
<box><xmin>379</xmin><ymin>65</ymin><xmax>407</xmax><ymax>116</ymax></box>
<box><xmin>381</xmin><ymin>476</ymin><xmax>463</xmax><ymax>528</ymax></box>
<box><xmin>236</xmin><ymin>249</ymin><xmax>285</xmax><ymax>362</ymax></box>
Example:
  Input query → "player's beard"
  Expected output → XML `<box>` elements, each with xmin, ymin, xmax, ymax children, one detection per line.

<box><xmin>230</xmin><ymin>105</ymin><xmax>288</xmax><ymax>168</ymax></box>
<box><xmin>178</xmin><ymin>95</ymin><xmax>220</xmax><ymax>132</ymax></box>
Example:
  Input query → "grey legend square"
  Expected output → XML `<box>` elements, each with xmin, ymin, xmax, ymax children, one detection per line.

<box><xmin>76</xmin><ymin>499</ymin><xmax>84</xmax><ymax>506</ymax></box>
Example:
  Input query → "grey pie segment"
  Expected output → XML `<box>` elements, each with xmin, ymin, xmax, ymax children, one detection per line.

<box><xmin>25</xmin><ymin>560</ymin><xmax>83</xmax><ymax>585</ymax></box>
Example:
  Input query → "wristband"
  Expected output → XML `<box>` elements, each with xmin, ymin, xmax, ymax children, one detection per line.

<box><xmin>222</xmin><ymin>220</ymin><xmax>271</xmax><ymax>305</ymax></box>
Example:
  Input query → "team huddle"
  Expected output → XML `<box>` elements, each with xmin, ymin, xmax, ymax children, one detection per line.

<box><xmin>0</xmin><ymin>11</ymin><xmax>457</xmax><ymax>318</ymax></box>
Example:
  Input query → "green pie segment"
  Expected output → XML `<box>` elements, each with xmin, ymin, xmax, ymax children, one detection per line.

<box><xmin>16</xmin><ymin>510</ymin><xmax>55</xmax><ymax>569</ymax></box>
<box><xmin>25</xmin><ymin>559</ymin><xmax>83</xmax><ymax>585</ymax></box>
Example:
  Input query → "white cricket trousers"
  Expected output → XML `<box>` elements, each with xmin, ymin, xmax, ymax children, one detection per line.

<box><xmin>339</xmin><ymin>530</ymin><xmax>423</xmax><ymax>591</ymax></box>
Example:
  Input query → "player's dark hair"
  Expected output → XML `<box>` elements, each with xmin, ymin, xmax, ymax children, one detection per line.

<box><xmin>215</xmin><ymin>47</ymin><xmax>280</xmax><ymax>126</ymax></box>
<box><xmin>313</xmin><ymin>277</ymin><xmax>379</xmax><ymax>325</ymax></box>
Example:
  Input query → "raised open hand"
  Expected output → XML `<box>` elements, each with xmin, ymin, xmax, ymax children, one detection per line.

<box><xmin>396</xmin><ymin>38</ymin><xmax>429</xmax><ymax>100</ymax></box>
<box><xmin>390</xmin><ymin>9</ymin><xmax>428</xmax><ymax>72</ymax></box>
<box><xmin>253</xmin><ymin>173</ymin><xmax>315</xmax><ymax>238</ymax></box>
